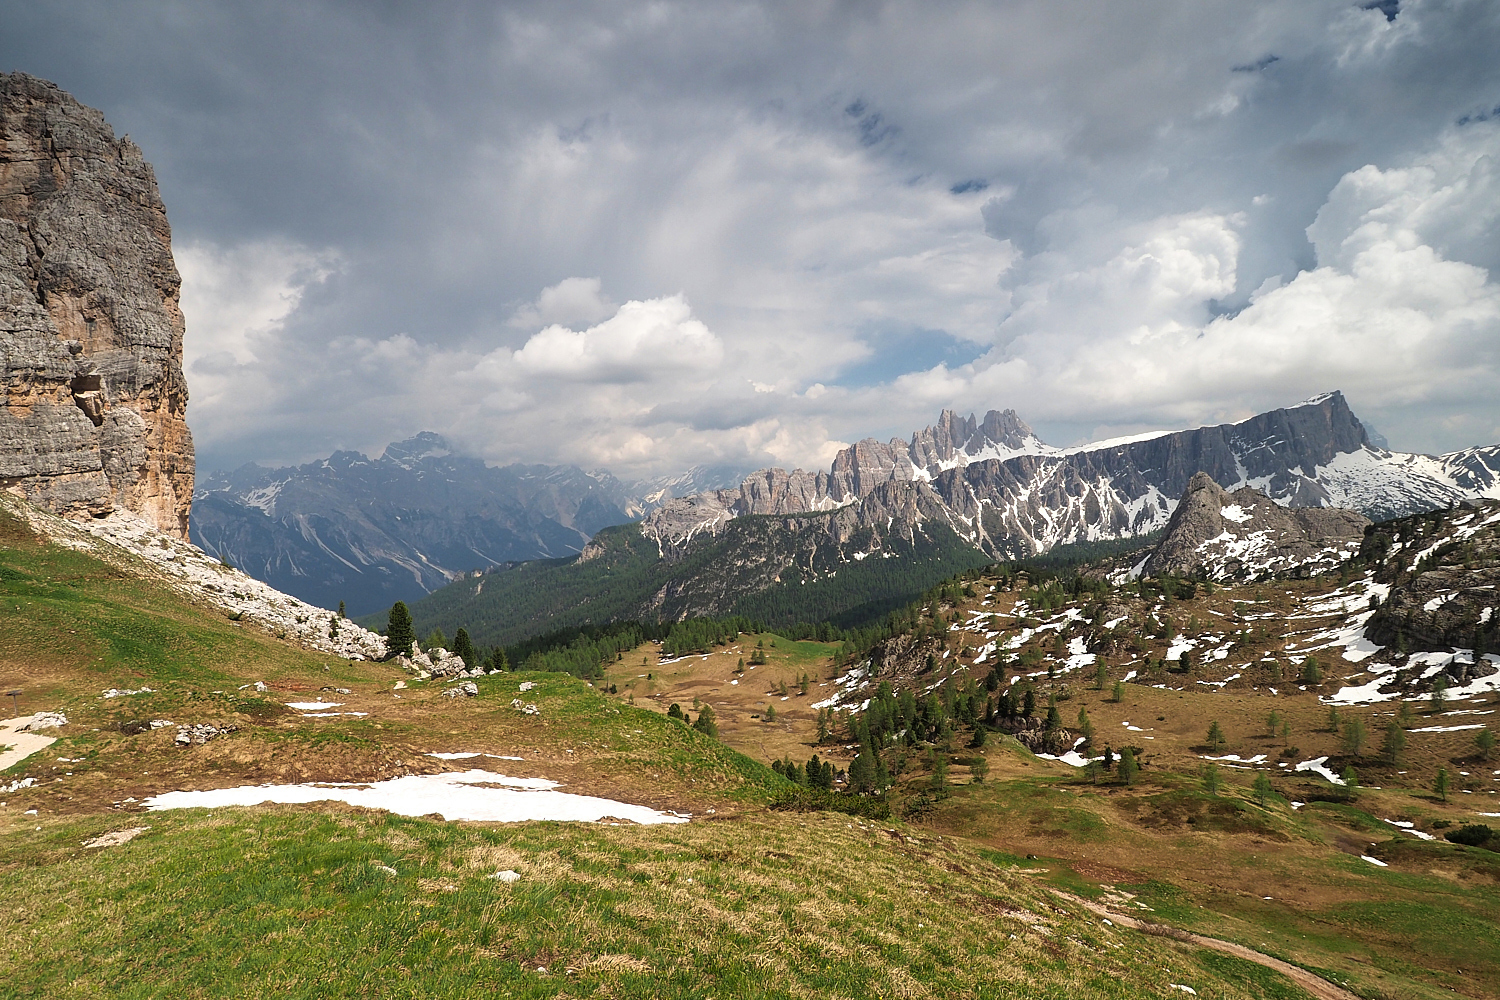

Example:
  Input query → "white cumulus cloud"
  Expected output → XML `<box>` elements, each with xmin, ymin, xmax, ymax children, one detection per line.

<box><xmin>512</xmin><ymin>293</ymin><xmax>723</xmax><ymax>381</ymax></box>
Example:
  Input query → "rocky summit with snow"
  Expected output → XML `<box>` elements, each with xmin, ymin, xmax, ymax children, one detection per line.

<box><xmin>408</xmin><ymin>390</ymin><xmax>1500</xmax><ymax>648</ymax></box>
<box><xmin>1140</xmin><ymin>472</ymin><xmax>1371</xmax><ymax>582</ymax></box>
<box><xmin>642</xmin><ymin>392</ymin><xmax>1500</xmax><ymax>562</ymax></box>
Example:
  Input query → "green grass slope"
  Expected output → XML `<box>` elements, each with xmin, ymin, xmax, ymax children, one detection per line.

<box><xmin>3</xmin><ymin>806</ymin><xmax>1316</xmax><ymax>1000</ymax></box>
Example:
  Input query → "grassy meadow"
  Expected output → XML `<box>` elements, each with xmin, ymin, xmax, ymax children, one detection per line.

<box><xmin>4</xmin><ymin>505</ymin><xmax>1499</xmax><ymax>998</ymax></box>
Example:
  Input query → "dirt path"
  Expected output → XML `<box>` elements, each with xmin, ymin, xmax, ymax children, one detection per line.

<box><xmin>1052</xmin><ymin>889</ymin><xmax>1359</xmax><ymax>1000</ymax></box>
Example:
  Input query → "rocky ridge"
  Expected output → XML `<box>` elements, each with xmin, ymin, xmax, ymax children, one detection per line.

<box><xmin>1140</xmin><ymin>472</ymin><xmax>1371</xmax><ymax>581</ymax></box>
<box><xmin>0</xmin><ymin>72</ymin><xmax>193</xmax><ymax>537</ymax></box>
<box><xmin>641</xmin><ymin>393</ymin><xmax>1500</xmax><ymax>562</ymax></box>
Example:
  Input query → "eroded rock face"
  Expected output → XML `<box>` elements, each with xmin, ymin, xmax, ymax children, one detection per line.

<box><xmin>0</xmin><ymin>72</ymin><xmax>193</xmax><ymax>537</ymax></box>
<box><xmin>1142</xmin><ymin>472</ymin><xmax>1370</xmax><ymax>581</ymax></box>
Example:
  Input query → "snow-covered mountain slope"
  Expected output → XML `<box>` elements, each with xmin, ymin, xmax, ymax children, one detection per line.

<box><xmin>641</xmin><ymin>392</ymin><xmax>1500</xmax><ymax>562</ymax></box>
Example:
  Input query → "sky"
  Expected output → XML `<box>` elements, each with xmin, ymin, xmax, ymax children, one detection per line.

<box><xmin>4</xmin><ymin>0</ymin><xmax>1499</xmax><ymax>479</ymax></box>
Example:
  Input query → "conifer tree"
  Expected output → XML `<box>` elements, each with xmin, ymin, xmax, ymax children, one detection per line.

<box><xmin>338</xmin><ymin>600</ymin><xmax>346</xmax><ymax>618</ymax></box>
<box><xmin>1118</xmin><ymin>747</ymin><xmax>1138</xmax><ymax>786</ymax></box>
<box><xmin>386</xmin><ymin>601</ymin><xmax>415</xmax><ymax>658</ymax></box>
<box><xmin>1381</xmin><ymin>718</ymin><xmax>1406</xmax><ymax>764</ymax></box>
<box><xmin>929</xmin><ymin>751</ymin><xmax>949</xmax><ymax>796</ymax></box>
<box><xmin>1252</xmin><ymin>772</ymin><xmax>1273</xmax><ymax>806</ymax></box>
<box><xmin>1112</xmin><ymin>680</ymin><xmax>1126</xmax><ymax>703</ymax></box>
<box><xmin>453</xmin><ymin>627</ymin><xmax>476</xmax><ymax>667</ymax></box>
<box><xmin>1201</xmin><ymin>763</ymin><xmax>1221</xmax><ymax>795</ymax></box>
<box><xmin>1477</xmin><ymin>727</ymin><xmax>1495</xmax><ymax>760</ymax></box>
<box><xmin>849</xmin><ymin>749</ymin><xmax>876</xmax><ymax>793</ymax></box>
<box><xmin>1206</xmin><ymin>720</ymin><xmax>1226</xmax><ymax>751</ymax></box>
<box><xmin>693</xmin><ymin>704</ymin><xmax>719</xmax><ymax>738</ymax></box>
<box><xmin>1431</xmin><ymin>676</ymin><xmax>1447</xmax><ymax>713</ymax></box>
<box><xmin>1342</xmin><ymin>717</ymin><xmax>1367</xmax><ymax>757</ymax></box>
<box><xmin>1434</xmin><ymin>767</ymin><xmax>1450</xmax><ymax>802</ymax></box>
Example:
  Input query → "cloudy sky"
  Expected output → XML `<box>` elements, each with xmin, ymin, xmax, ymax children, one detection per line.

<box><xmin>5</xmin><ymin>0</ymin><xmax>1499</xmax><ymax>478</ymax></box>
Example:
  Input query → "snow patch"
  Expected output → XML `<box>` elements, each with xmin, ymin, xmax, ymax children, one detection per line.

<box><xmin>1219</xmin><ymin>504</ymin><xmax>1253</xmax><ymax>524</ymax></box>
<box><xmin>145</xmin><ymin>769</ymin><xmax>689</xmax><ymax>824</ymax></box>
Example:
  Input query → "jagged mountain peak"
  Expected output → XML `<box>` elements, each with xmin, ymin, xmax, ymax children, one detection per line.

<box><xmin>639</xmin><ymin>391</ymin><xmax>1500</xmax><ymax>560</ymax></box>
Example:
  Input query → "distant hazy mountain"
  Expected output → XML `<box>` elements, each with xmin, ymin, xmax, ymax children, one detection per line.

<box><xmin>190</xmin><ymin>433</ymin><xmax>755</xmax><ymax>617</ymax></box>
<box><xmin>404</xmin><ymin>392</ymin><xmax>1500</xmax><ymax>647</ymax></box>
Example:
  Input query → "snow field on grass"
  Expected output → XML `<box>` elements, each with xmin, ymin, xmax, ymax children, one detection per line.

<box><xmin>1383</xmin><ymin>819</ymin><xmax>1436</xmax><ymax>841</ymax></box>
<box><xmin>145</xmin><ymin>769</ymin><xmax>689</xmax><ymax>824</ymax></box>
<box><xmin>811</xmin><ymin>665</ymin><xmax>867</xmax><ymax>710</ymax></box>
<box><xmin>1326</xmin><ymin>650</ymin><xmax>1500</xmax><ymax>705</ymax></box>
<box><xmin>1294</xmin><ymin>757</ymin><xmax>1346</xmax><ymax>785</ymax></box>
<box><xmin>0</xmin><ymin>714</ymin><xmax>63</xmax><ymax>771</ymax></box>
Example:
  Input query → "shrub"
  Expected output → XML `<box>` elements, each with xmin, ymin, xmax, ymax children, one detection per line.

<box><xmin>1445</xmin><ymin>824</ymin><xmax>1495</xmax><ymax>850</ymax></box>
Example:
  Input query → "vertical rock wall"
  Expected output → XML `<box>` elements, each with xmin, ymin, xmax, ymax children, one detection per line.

<box><xmin>0</xmin><ymin>72</ymin><xmax>193</xmax><ymax>537</ymax></box>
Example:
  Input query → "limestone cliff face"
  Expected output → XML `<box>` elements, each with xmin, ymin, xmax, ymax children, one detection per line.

<box><xmin>0</xmin><ymin>72</ymin><xmax>192</xmax><ymax>537</ymax></box>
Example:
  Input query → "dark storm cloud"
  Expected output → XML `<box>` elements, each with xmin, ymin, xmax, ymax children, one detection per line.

<box><xmin>2</xmin><ymin>0</ymin><xmax>1498</xmax><ymax>477</ymax></box>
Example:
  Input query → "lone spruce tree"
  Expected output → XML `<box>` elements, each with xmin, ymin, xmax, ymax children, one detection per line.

<box><xmin>452</xmin><ymin>627</ymin><xmax>476</xmax><ymax>667</ymax></box>
<box><xmin>386</xmin><ymin>601</ymin><xmax>415</xmax><ymax>658</ymax></box>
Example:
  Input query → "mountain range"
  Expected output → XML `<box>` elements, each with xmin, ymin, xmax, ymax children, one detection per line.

<box><xmin>398</xmin><ymin>391</ymin><xmax>1500</xmax><ymax>647</ymax></box>
<box><xmin>189</xmin><ymin>432</ymin><xmax>749</xmax><ymax>616</ymax></box>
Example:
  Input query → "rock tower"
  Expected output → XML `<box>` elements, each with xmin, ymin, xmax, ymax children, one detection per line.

<box><xmin>0</xmin><ymin>72</ymin><xmax>193</xmax><ymax>537</ymax></box>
